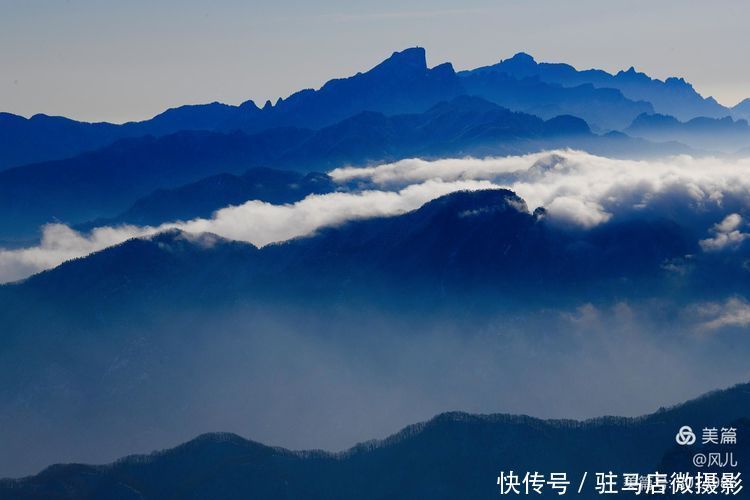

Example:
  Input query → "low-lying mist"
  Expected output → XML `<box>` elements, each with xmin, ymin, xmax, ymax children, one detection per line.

<box><xmin>3</xmin><ymin>149</ymin><xmax>750</xmax><ymax>478</ymax></box>
<box><xmin>1</xmin><ymin>298</ymin><xmax>748</xmax><ymax>478</ymax></box>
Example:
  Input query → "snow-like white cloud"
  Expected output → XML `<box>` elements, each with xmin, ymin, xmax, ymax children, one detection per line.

<box><xmin>0</xmin><ymin>224</ymin><xmax>148</xmax><ymax>284</ymax></box>
<box><xmin>175</xmin><ymin>179</ymin><xmax>497</xmax><ymax>246</ymax></box>
<box><xmin>694</xmin><ymin>297</ymin><xmax>750</xmax><ymax>330</ymax></box>
<box><xmin>0</xmin><ymin>179</ymin><xmax>496</xmax><ymax>283</ymax></box>
<box><xmin>332</xmin><ymin>150</ymin><xmax>750</xmax><ymax>229</ymax></box>
<box><xmin>5</xmin><ymin>149</ymin><xmax>750</xmax><ymax>283</ymax></box>
<box><xmin>699</xmin><ymin>213</ymin><xmax>749</xmax><ymax>251</ymax></box>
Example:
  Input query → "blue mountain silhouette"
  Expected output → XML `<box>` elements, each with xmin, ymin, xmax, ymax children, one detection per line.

<box><xmin>466</xmin><ymin>52</ymin><xmax>731</xmax><ymax>121</ymax></box>
<box><xmin>0</xmin><ymin>96</ymin><xmax>687</xmax><ymax>241</ymax></box>
<box><xmin>0</xmin><ymin>47</ymin><xmax>721</xmax><ymax>169</ymax></box>
<box><xmin>0</xmin><ymin>189</ymin><xmax>748</xmax><ymax>479</ymax></box>
<box><xmin>626</xmin><ymin>113</ymin><xmax>750</xmax><ymax>152</ymax></box>
<box><xmin>3</xmin><ymin>189</ymin><xmax>737</xmax><ymax>315</ymax></box>
<box><xmin>1</xmin><ymin>382</ymin><xmax>747</xmax><ymax>499</ymax></box>
<box><xmin>731</xmin><ymin>98</ymin><xmax>750</xmax><ymax>121</ymax></box>
<box><xmin>79</xmin><ymin>168</ymin><xmax>335</xmax><ymax>229</ymax></box>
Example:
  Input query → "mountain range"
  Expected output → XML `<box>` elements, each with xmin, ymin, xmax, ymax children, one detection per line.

<box><xmin>7</xmin><ymin>185</ymin><xmax>750</xmax><ymax>322</ymax></box>
<box><xmin>0</xmin><ymin>48</ymin><xmax>460</xmax><ymax>170</ymax></box>
<box><xmin>1</xmin><ymin>179</ymin><xmax>749</xmax><ymax>480</ymax></box>
<box><xmin>3</xmin><ymin>46</ymin><xmax>747</xmax><ymax>243</ymax></box>
<box><xmin>1</xmin><ymin>382</ymin><xmax>747</xmax><ymax>499</ymax></box>
<box><xmin>0</xmin><ymin>102</ymin><xmax>241</xmax><ymax>170</ymax></box>
<box><xmin>0</xmin><ymin>189</ymin><xmax>709</xmax><ymax>312</ymax></box>
<box><xmin>0</xmin><ymin>96</ymin><xmax>687</xmax><ymax>242</ymax></box>
<box><xmin>79</xmin><ymin>168</ymin><xmax>336</xmax><ymax>230</ymax></box>
<box><xmin>465</xmin><ymin>52</ymin><xmax>733</xmax><ymax>122</ymax></box>
<box><xmin>733</xmin><ymin>98</ymin><xmax>750</xmax><ymax>121</ymax></box>
<box><xmin>1</xmin><ymin>47</ymin><xmax>742</xmax><ymax>171</ymax></box>
<box><xmin>2</xmin><ymin>45</ymin><xmax>750</xmax><ymax>489</ymax></box>
<box><xmin>626</xmin><ymin>112</ymin><xmax>750</xmax><ymax>153</ymax></box>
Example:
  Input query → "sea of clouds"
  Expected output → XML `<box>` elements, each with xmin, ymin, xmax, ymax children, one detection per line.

<box><xmin>4</xmin><ymin>150</ymin><xmax>750</xmax><ymax>477</ymax></box>
<box><xmin>2</xmin><ymin>149</ymin><xmax>750</xmax><ymax>283</ymax></box>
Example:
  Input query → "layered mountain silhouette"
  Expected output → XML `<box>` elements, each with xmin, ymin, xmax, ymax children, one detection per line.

<box><xmin>0</xmin><ymin>103</ymin><xmax>241</xmax><ymax>170</ymax></box>
<box><xmin>626</xmin><ymin>113</ymin><xmax>750</xmax><ymax>152</ymax></box>
<box><xmin>218</xmin><ymin>47</ymin><xmax>463</xmax><ymax>133</ymax></box>
<box><xmin>0</xmin><ymin>48</ymin><xmax>460</xmax><ymax>170</ymax></box>
<box><xmin>0</xmin><ymin>97</ymin><xmax>687</xmax><ymax>241</ymax></box>
<box><xmin>467</xmin><ymin>52</ymin><xmax>731</xmax><ymax>121</ymax></box>
<box><xmin>1</xmin><ymin>189</ymin><xmax>749</xmax><ymax>479</ymax></box>
<box><xmin>0</xmin><ymin>128</ymin><xmax>311</xmax><ymax>240</ymax></box>
<box><xmin>3</xmin><ymin>189</ymin><xmax>735</xmax><ymax>317</ymax></box>
<box><xmin>6</xmin><ymin>187</ymin><xmax>750</xmax><ymax>349</ymax></box>
<box><xmin>80</xmin><ymin>169</ymin><xmax>335</xmax><ymax>229</ymax></box>
<box><xmin>733</xmin><ymin>98</ymin><xmax>750</xmax><ymax>121</ymax></box>
<box><xmin>459</xmin><ymin>57</ymin><xmax>654</xmax><ymax>131</ymax></box>
<box><xmin>0</xmin><ymin>47</ymin><xmax>728</xmax><ymax>170</ymax></box>
<box><xmin>0</xmin><ymin>112</ymin><xmax>124</xmax><ymax>170</ymax></box>
<box><xmin>1</xmin><ymin>382</ymin><xmax>747</xmax><ymax>499</ymax></box>
<box><xmin>3</xmin><ymin>42</ymin><xmax>750</xmax><ymax>500</ymax></box>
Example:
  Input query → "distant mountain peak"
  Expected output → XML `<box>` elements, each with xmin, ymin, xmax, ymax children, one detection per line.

<box><xmin>508</xmin><ymin>52</ymin><xmax>536</xmax><ymax>63</ymax></box>
<box><xmin>415</xmin><ymin>189</ymin><xmax>530</xmax><ymax>220</ymax></box>
<box><xmin>665</xmin><ymin>76</ymin><xmax>688</xmax><ymax>86</ymax></box>
<box><xmin>497</xmin><ymin>52</ymin><xmax>538</xmax><ymax>73</ymax></box>
<box><xmin>467</xmin><ymin>53</ymin><xmax>728</xmax><ymax>121</ymax></box>
<box><xmin>373</xmin><ymin>47</ymin><xmax>428</xmax><ymax>73</ymax></box>
<box><xmin>616</xmin><ymin>66</ymin><xmax>649</xmax><ymax>81</ymax></box>
<box><xmin>544</xmin><ymin>114</ymin><xmax>591</xmax><ymax>135</ymax></box>
<box><xmin>147</xmin><ymin>228</ymin><xmax>223</xmax><ymax>248</ymax></box>
<box><xmin>238</xmin><ymin>99</ymin><xmax>259</xmax><ymax>111</ymax></box>
<box><xmin>630</xmin><ymin>112</ymin><xmax>680</xmax><ymax>127</ymax></box>
<box><xmin>431</xmin><ymin>61</ymin><xmax>456</xmax><ymax>76</ymax></box>
<box><xmin>732</xmin><ymin>98</ymin><xmax>750</xmax><ymax>117</ymax></box>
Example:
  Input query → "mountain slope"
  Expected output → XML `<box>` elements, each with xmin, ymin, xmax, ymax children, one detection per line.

<box><xmin>274</xmin><ymin>96</ymin><xmax>601</xmax><ymax>170</ymax></box>
<box><xmin>465</xmin><ymin>52</ymin><xmax>730</xmax><ymax>122</ymax></box>
<box><xmin>0</xmin><ymin>128</ymin><xmax>313</xmax><ymax>241</ymax></box>
<box><xmin>732</xmin><ymin>98</ymin><xmax>750</xmax><ymax>121</ymax></box>
<box><xmin>81</xmin><ymin>169</ymin><xmax>335</xmax><ymax>228</ymax></box>
<box><xmin>0</xmin><ymin>189</ymin><xmax>748</xmax><ymax>479</ymax></box>
<box><xmin>0</xmin><ymin>97</ymin><xmax>685</xmax><ymax>241</ymax></box>
<box><xmin>0</xmin><ymin>47</ymin><xmax>703</xmax><ymax>170</ymax></box>
<box><xmin>0</xmin><ymin>112</ymin><xmax>122</xmax><ymax>170</ymax></box>
<box><xmin>0</xmin><ymin>48</ymin><xmax>460</xmax><ymax>170</ymax></box>
<box><xmin>626</xmin><ymin>113</ymin><xmax>750</xmax><ymax>152</ymax></box>
<box><xmin>459</xmin><ymin>64</ymin><xmax>653</xmax><ymax>131</ymax></box>
<box><xmin>0</xmin><ymin>103</ymin><xmax>245</xmax><ymax>170</ymax></box>
<box><xmin>220</xmin><ymin>47</ymin><xmax>463</xmax><ymax>133</ymax></box>
<box><xmin>1</xmin><ymin>382</ymin><xmax>748</xmax><ymax>499</ymax></box>
<box><xmin>256</xmin><ymin>47</ymin><xmax>654</xmax><ymax>133</ymax></box>
<box><xmin>0</xmin><ymin>189</ymin><xmax>705</xmax><ymax>313</ymax></box>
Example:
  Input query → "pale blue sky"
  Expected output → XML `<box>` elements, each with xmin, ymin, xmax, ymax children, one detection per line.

<box><xmin>1</xmin><ymin>0</ymin><xmax>748</xmax><ymax>122</ymax></box>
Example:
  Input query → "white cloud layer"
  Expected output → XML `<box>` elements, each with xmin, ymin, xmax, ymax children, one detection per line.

<box><xmin>4</xmin><ymin>149</ymin><xmax>750</xmax><ymax>283</ymax></box>
<box><xmin>694</xmin><ymin>297</ymin><xmax>750</xmax><ymax>330</ymax></box>
<box><xmin>0</xmin><ymin>179</ymin><xmax>495</xmax><ymax>283</ymax></box>
<box><xmin>332</xmin><ymin>151</ymin><xmax>750</xmax><ymax>228</ymax></box>
<box><xmin>699</xmin><ymin>213</ymin><xmax>749</xmax><ymax>251</ymax></box>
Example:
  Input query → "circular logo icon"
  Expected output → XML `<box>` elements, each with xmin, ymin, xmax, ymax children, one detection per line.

<box><xmin>676</xmin><ymin>426</ymin><xmax>696</xmax><ymax>446</ymax></box>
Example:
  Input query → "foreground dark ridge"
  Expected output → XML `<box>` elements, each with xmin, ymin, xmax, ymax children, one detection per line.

<box><xmin>1</xmin><ymin>382</ymin><xmax>748</xmax><ymax>499</ymax></box>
